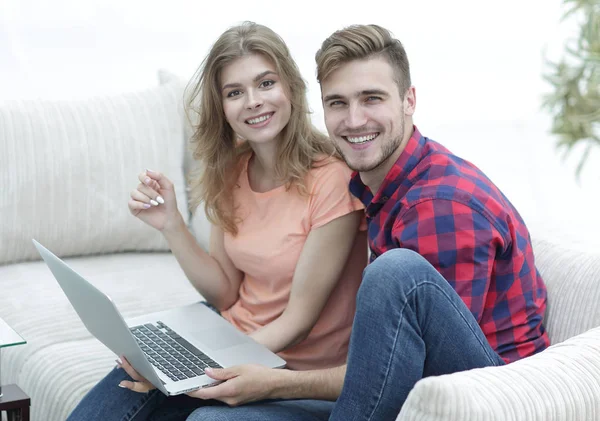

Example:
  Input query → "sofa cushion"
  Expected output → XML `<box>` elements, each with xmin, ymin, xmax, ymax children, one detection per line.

<box><xmin>397</xmin><ymin>325</ymin><xmax>600</xmax><ymax>421</ymax></box>
<box><xmin>0</xmin><ymin>70</ymin><xmax>190</xmax><ymax>265</ymax></box>
<box><xmin>532</xmin><ymin>238</ymin><xmax>600</xmax><ymax>344</ymax></box>
<box><xmin>0</xmin><ymin>252</ymin><xmax>200</xmax><ymax>420</ymax></box>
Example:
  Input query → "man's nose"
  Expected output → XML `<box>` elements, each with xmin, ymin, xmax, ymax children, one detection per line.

<box><xmin>345</xmin><ymin>103</ymin><xmax>367</xmax><ymax>128</ymax></box>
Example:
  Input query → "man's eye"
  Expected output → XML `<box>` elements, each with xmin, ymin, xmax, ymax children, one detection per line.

<box><xmin>366</xmin><ymin>96</ymin><xmax>382</xmax><ymax>102</ymax></box>
<box><xmin>329</xmin><ymin>101</ymin><xmax>344</xmax><ymax>107</ymax></box>
<box><xmin>227</xmin><ymin>90</ymin><xmax>241</xmax><ymax>98</ymax></box>
<box><xmin>260</xmin><ymin>80</ymin><xmax>275</xmax><ymax>88</ymax></box>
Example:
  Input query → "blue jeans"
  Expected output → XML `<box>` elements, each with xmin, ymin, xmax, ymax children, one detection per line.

<box><xmin>329</xmin><ymin>248</ymin><xmax>505</xmax><ymax>420</ymax></box>
<box><xmin>67</xmin><ymin>364</ymin><xmax>333</xmax><ymax>420</ymax></box>
<box><xmin>68</xmin><ymin>249</ymin><xmax>503</xmax><ymax>420</ymax></box>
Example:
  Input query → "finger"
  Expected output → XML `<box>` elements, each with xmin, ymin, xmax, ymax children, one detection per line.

<box><xmin>204</xmin><ymin>367</ymin><xmax>238</xmax><ymax>381</ymax></box>
<box><xmin>128</xmin><ymin>199</ymin><xmax>151</xmax><ymax>214</ymax></box>
<box><xmin>119</xmin><ymin>380</ymin><xmax>153</xmax><ymax>393</ymax></box>
<box><xmin>187</xmin><ymin>381</ymin><xmax>230</xmax><ymax>400</ymax></box>
<box><xmin>120</xmin><ymin>356</ymin><xmax>145</xmax><ymax>382</ymax></box>
<box><xmin>137</xmin><ymin>172</ymin><xmax>162</xmax><ymax>192</ymax></box>
<box><xmin>133</xmin><ymin>184</ymin><xmax>162</xmax><ymax>205</ymax></box>
<box><xmin>145</xmin><ymin>169</ymin><xmax>174</xmax><ymax>190</ymax></box>
<box><xmin>130</xmin><ymin>189</ymin><xmax>155</xmax><ymax>206</ymax></box>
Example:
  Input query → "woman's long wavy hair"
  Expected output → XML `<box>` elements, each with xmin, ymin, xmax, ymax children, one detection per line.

<box><xmin>186</xmin><ymin>21</ymin><xmax>335</xmax><ymax>235</ymax></box>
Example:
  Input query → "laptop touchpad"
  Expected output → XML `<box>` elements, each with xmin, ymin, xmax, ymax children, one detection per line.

<box><xmin>190</xmin><ymin>328</ymin><xmax>245</xmax><ymax>351</ymax></box>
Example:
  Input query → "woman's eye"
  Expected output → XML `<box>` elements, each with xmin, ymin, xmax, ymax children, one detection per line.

<box><xmin>260</xmin><ymin>80</ymin><xmax>275</xmax><ymax>88</ymax></box>
<box><xmin>227</xmin><ymin>90</ymin><xmax>241</xmax><ymax>98</ymax></box>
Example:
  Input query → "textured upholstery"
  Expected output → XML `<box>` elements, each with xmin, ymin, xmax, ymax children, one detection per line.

<box><xmin>0</xmin><ymin>71</ymin><xmax>189</xmax><ymax>265</ymax></box>
<box><xmin>397</xmin><ymin>239</ymin><xmax>600</xmax><ymax>421</ymax></box>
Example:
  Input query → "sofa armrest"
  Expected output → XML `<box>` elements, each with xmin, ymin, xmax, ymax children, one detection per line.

<box><xmin>532</xmin><ymin>238</ymin><xmax>600</xmax><ymax>344</ymax></box>
<box><xmin>397</xmin><ymin>326</ymin><xmax>600</xmax><ymax>421</ymax></box>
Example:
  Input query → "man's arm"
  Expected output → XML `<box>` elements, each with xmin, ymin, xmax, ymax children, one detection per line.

<box><xmin>188</xmin><ymin>364</ymin><xmax>347</xmax><ymax>406</ymax></box>
<box><xmin>393</xmin><ymin>199</ymin><xmax>502</xmax><ymax>321</ymax></box>
<box><xmin>275</xmin><ymin>365</ymin><xmax>346</xmax><ymax>401</ymax></box>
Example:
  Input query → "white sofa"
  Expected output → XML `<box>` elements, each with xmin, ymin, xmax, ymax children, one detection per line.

<box><xmin>1</xmin><ymin>72</ymin><xmax>600</xmax><ymax>421</ymax></box>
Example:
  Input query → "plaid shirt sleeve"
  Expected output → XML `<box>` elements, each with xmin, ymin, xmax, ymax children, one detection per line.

<box><xmin>392</xmin><ymin>199</ymin><xmax>502</xmax><ymax>323</ymax></box>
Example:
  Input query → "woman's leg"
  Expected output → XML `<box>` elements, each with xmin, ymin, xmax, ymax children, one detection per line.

<box><xmin>68</xmin><ymin>367</ymin><xmax>211</xmax><ymax>421</ymax></box>
<box><xmin>67</xmin><ymin>367</ymin><xmax>166</xmax><ymax>421</ymax></box>
<box><xmin>186</xmin><ymin>399</ymin><xmax>334</xmax><ymax>421</ymax></box>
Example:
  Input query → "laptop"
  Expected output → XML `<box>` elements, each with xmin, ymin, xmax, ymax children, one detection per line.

<box><xmin>33</xmin><ymin>239</ymin><xmax>286</xmax><ymax>396</ymax></box>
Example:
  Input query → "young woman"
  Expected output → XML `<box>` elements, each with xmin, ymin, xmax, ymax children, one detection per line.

<box><xmin>67</xmin><ymin>21</ymin><xmax>366</xmax><ymax>421</ymax></box>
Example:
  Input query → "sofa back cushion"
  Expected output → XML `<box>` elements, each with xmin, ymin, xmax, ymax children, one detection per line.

<box><xmin>0</xmin><ymin>71</ymin><xmax>190</xmax><ymax>265</ymax></box>
<box><xmin>533</xmin><ymin>238</ymin><xmax>600</xmax><ymax>344</ymax></box>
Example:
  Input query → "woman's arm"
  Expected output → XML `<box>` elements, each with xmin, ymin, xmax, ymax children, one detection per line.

<box><xmin>162</xmin><ymin>219</ymin><xmax>243</xmax><ymax>310</ymax></box>
<box><xmin>250</xmin><ymin>210</ymin><xmax>364</xmax><ymax>352</ymax></box>
<box><xmin>130</xmin><ymin>169</ymin><xmax>243</xmax><ymax>309</ymax></box>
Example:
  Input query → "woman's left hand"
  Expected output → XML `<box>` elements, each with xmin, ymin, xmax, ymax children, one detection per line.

<box><xmin>116</xmin><ymin>356</ymin><xmax>156</xmax><ymax>393</ymax></box>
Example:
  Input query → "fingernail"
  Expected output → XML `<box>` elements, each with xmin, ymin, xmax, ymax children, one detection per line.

<box><xmin>156</xmin><ymin>196</ymin><xmax>164</xmax><ymax>204</ymax></box>
<box><xmin>143</xmin><ymin>203</ymin><xmax>151</xmax><ymax>209</ymax></box>
<box><xmin>146</xmin><ymin>169</ymin><xmax>155</xmax><ymax>173</ymax></box>
<box><xmin>144</xmin><ymin>177</ymin><xmax>151</xmax><ymax>185</ymax></box>
<box><xmin>150</xmin><ymin>200</ymin><xmax>159</xmax><ymax>206</ymax></box>
<box><xmin>118</xmin><ymin>383</ymin><xmax>127</xmax><ymax>388</ymax></box>
<box><xmin>116</xmin><ymin>357</ymin><xmax>123</xmax><ymax>365</ymax></box>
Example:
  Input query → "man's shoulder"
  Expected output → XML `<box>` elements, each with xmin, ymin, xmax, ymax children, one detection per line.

<box><xmin>404</xmin><ymin>142</ymin><xmax>503</xmax><ymax>210</ymax></box>
<box><xmin>391</xmin><ymin>142</ymin><xmax>517</xmax><ymax>237</ymax></box>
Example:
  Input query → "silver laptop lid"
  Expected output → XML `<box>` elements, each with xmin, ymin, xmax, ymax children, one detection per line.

<box><xmin>32</xmin><ymin>239</ymin><xmax>167</xmax><ymax>394</ymax></box>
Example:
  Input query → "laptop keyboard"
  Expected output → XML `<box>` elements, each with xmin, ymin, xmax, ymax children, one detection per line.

<box><xmin>130</xmin><ymin>321</ymin><xmax>222</xmax><ymax>382</ymax></box>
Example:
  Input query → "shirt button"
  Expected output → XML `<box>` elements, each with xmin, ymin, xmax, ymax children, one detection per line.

<box><xmin>381</xmin><ymin>196</ymin><xmax>389</xmax><ymax>201</ymax></box>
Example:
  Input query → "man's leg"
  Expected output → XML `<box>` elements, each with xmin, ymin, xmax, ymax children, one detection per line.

<box><xmin>186</xmin><ymin>399</ymin><xmax>335</xmax><ymax>421</ymax></box>
<box><xmin>330</xmin><ymin>248</ymin><xmax>505</xmax><ymax>421</ymax></box>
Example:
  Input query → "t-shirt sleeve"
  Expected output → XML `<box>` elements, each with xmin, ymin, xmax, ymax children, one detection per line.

<box><xmin>308</xmin><ymin>160</ymin><xmax>365</xmax><ymax>230</ymax></box>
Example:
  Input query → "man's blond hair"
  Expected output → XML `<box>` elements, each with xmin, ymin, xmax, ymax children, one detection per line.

<box><xmin>315</xmin><ymin>24</ymin><xmax>411</xmax><ymax>96</ymax></box>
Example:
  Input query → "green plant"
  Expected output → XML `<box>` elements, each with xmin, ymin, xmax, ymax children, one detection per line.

<box><xmin>543</xmin><ymin>0</ymin><xmax>600</xmax><ymax>177</ymax></box>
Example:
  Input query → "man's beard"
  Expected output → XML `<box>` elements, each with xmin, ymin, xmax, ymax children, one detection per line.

<box><xmin>336</xmin><ymin>122</ymin><xmax>405</xmax><ymax>173</ymax></box>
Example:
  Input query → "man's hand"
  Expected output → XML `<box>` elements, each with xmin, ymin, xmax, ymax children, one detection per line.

<box><xmin>187</xmin><ymin>364</ymin><xmax>286</xmax><ymax>406</ymax></box>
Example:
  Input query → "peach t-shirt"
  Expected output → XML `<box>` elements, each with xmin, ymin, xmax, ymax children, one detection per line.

<box><xmin>220</xmin><ymin>154</ymin><xmax>367</xmax><ymax>370</ymax></box>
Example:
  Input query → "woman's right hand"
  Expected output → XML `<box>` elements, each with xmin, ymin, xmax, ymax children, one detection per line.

<box><xmin>128</xmin><ymin>169</ymin><xmax>183</xmax><ymax>232</ymax></box>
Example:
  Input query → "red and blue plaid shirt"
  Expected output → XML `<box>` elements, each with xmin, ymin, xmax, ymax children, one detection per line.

<box><xmin>350</xmin><ymin>126</ymin><xmax>550</xmax><ymax>363</ymax></box>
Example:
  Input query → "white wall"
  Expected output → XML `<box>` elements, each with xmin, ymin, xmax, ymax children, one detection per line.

<box><xmin>1</xmin><ymin>0</ymin><xmax>598</xmax><ymax>251</ymax></box>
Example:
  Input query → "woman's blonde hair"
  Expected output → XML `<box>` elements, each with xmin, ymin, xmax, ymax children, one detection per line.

<box><xmin>186</xmin><ymin>21</ymin><xmax>334</xmax><ymax>235</ymax></box>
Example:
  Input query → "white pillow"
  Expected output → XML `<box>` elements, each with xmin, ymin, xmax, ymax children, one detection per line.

<box><xmin>0</xmin><ymin>71</ymin><xmax>190</xmax><ymax>265</ymax></box>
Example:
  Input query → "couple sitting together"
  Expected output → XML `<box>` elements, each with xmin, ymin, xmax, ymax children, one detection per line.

<box><xmin>68</xmin><ymin>21</ymin><xmax>549</xmax><ymax>421</ymax></box>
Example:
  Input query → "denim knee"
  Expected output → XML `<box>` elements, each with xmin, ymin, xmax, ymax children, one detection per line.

<box><xmin>359</xmin><ymin>248</ymin><xmax>437</xmax><ymax>302</ymax></box>
<box><xmin>187</xmin><ymin>406</ymin><xmax>229</xmax><ymax>421</ymax></box>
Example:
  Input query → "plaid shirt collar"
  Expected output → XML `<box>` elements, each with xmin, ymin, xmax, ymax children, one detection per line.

<box><xmin>349</xmin><ymin>125</ymin><xmax>425</xmax><ymax>215</ymax></box>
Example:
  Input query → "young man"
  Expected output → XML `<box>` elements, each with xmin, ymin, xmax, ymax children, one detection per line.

<box><xmin>122</xmin><ymin>24</ymin><xmax>550</xmax><ymax>421</ymax></box>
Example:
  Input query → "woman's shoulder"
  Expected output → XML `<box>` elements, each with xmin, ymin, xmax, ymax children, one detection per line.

<box><xmin>306</xmin><ymin>154</ymin><xmax>354</xmax><ymax>190</ymax></box>
<box><xmin>310</xmin><ymin>154</ymin><xmax>353</xmax><ymax>176</ymax></box>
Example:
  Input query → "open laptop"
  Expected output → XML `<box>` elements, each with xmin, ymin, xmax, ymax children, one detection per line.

<box><xmin>33</xmin><ymin>239</ymin><xmax>286</xmax><ymax>396</ymax></box>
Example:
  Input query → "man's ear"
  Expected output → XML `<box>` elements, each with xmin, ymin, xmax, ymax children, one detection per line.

<box><xmin>404</xmin><ymin>86</ymin><xmax>416</xmax><ymax>116</ymax></box>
